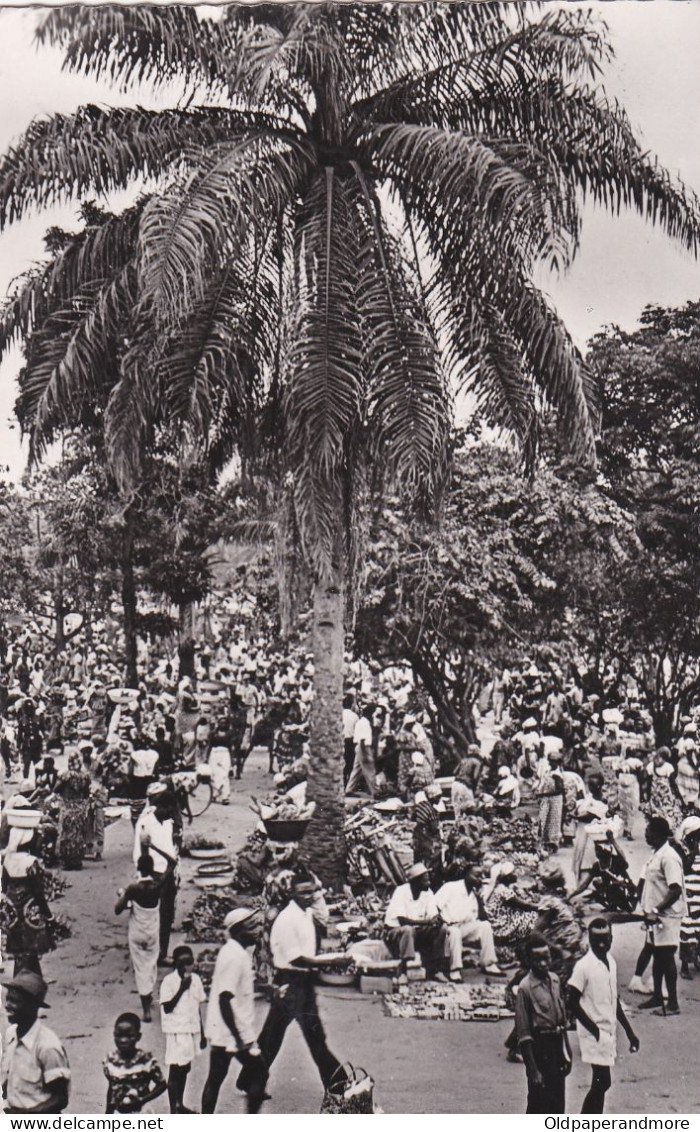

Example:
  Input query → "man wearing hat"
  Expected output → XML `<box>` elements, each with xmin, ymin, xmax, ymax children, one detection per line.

<box><xmin>1</xmin><ymin>971</ymin><xmax>70</xmax><ymax>1113</ymax></box>
<box><xmin>385</xmin><ymin>862</ymin><xmax>453</xmax><ymax>983</ymax></box>
<box><xmin>201</xmin><ymin>908</ymin><xmax>267</xmax><ymax>1113</ymax></box>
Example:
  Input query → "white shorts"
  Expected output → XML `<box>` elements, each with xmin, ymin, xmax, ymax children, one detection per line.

<box><xmin>165</xmin><ymin>1032</ymin><xmax>198</xmax><ymax>1066</ymax></box>
<box><xmin>651</xmin><ymin>917</ymin><xmax>682</xmax><ymax>947</ymax></box>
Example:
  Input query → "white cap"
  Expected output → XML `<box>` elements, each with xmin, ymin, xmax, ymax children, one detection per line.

<box><xmin>223</xmin><ymin>908</ymin><xmax>259</xmax><ymax>930</ymax></box>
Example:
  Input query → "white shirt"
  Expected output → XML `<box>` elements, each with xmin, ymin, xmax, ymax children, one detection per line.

<box><xmin>353</xmin><ymin>716</ymin><xmax>372</xmax><ymax>749</ymax></box>
<box><xmin>385</xmin><ymin>884</ymin><xmax>439</xmax><ymax>928</ymax></box>
<box><xmin>435</xmin><ymin>880</ymin><xmax>480</xmax><ymax>926</ymax></box>
<box><xmin>159</xmin><ymin>971</ymin><xmax>206</xmax><ymax>1034</ymax></box>
<box><xmin>133</xmin><ymin>808</ymin><xmax>177</xmax><ymax>874</ymax></box>
<box><xmin>2</xmin><ymin>1020</ymin><xmax>71</xmax><ymax>1111</ymax></box>
<box><xmin>205</xmin><ymin>939</ymin><xmax>256</xmax><ymax>1052</ymax></box>
<box><xmin>343</xmin><ymin>708</ymin><xmax>359</xmax><ymax>741</ymax></box>
<box><xmin>131</xmin><ymin>748</ymin><xmax>159</xmax><ymax>777</ymax></box>
<box><xmin>642</xmin><ymin>842</ymin><xmax>687</xmax><ymax>918</ymax></box>
<box><xmin>568</xmin><ymin>949</ymin><xmax>619</xmax><ymax>1066</ymax></box>
<box><xmin>269</xmin><ymin>900</ymin><xmax>318</xmax><ymax>969</ymax></box>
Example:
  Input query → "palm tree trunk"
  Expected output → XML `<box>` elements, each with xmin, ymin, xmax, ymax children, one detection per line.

<box><xmin>178</xmin><ymin>601</ymin><xmax>196</xmax><ymax>683</ymax></box>
<box><xmin>302</xmin><ymin>562</ymin><xmax>346</xmax><ymax>889</ymax></box>
<box><xmin>121</xmin><ymin>514</ymin><xmax>138</xmax><ymax>688</ymax></box>
<box><xmin>53</xmin><ymin>566</ymin><xmax>65</xmax><ymax>653</ymax></box>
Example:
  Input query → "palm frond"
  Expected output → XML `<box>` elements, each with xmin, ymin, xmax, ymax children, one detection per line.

<box><xmin>137</xmin><ymin>140</ymin><xmax>308</xmax><ymax>329</ymax></box>
<box><xmin>1</xmin><ymin>201</ymin><xmax>142</xmax><ymax>356</ymax></box>
<box><xmin>366</xmin><ymin>122</ymin><xmax>577</xmax><ymax>274</ymax></box>
<box><xmin>36</xmin><ymin>5</ymin><xmax>239</xmax><ymax>95</ymax></box>
<box><xmin>0</xmin><ymin>104</ymin><xmax>273</xmax><ymax>228</ymax></box>
<box><xmin>352</xmin><ymin>175</ymin><xmax>450</xmax><ymax>494</ymax></box>
<box><xmin>285</xmin><ymin>170</ymin><xmax>364</xmax><ymax>481</ymax></box>
<box><xmin>21</xmin><ymin>266</ymin><xmax>135</xmax><ymax>461</ymax></box>
<box><xmin>454</xmin><ymin>297</ymin><xmax>540</xmax><ymax>463</ymax></box>
<box><xmin>103</xmin><ymin>338</ymin><xmax>157</xmax><ymax>489</ymax></box>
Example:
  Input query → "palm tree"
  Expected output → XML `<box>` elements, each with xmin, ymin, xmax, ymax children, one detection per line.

<box><xmin>2</xmin><ymin>3</ymin><xmax>699</xmax><ymax>884</ymax></box>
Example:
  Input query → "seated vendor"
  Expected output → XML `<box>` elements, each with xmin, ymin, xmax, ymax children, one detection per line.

<box><xmin>384</xmin><ymin>863</ymin><xmax>451</xmax><ymax>985</ymax></box>
<box><xmin>436</xmin><ymin>864</ymin><xmax>504</xmax><ymax>979</ymax></box>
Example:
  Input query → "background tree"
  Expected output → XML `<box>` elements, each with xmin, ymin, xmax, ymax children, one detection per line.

<box><xmin>588</xmin><ymin>302</ymin><xmax>700</xmax><ymax>740</ymax></box>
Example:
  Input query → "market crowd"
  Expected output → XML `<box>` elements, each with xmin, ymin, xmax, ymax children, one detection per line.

<box><xmin>1</xmin><ymin>606</ymin><xmax>699</xmax><ymax>1114</ymax></box>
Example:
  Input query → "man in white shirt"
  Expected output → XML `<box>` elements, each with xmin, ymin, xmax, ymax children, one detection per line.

<box><xmin>638</xmin><ymin>816</ymin><xmax>687</xmax><ymax>1015</ymax></box>
<box><xmin>133</xmin><ymin>784</ymin><xmax>179</xmax><ymax>963</ymax></box>
<box><xmin>346</xmin><ymin>704</ymin><xmax>376</xmax><ymax>798</ymax></box>
<box><xmin>385</xmin><ymin>862</ymin><xmax>452</xmax><ymax>983</ymax></box>
<box><xmin>342</xmin><ymin>694</ymin><xmax>359</xmax><ymax>784</ymax></box>
<box><xmin>201</xmin><ymin>908</ymin><xmax>267</xmax><ymax>1113</ymax></box>
<box><xmin>568</xmin><ymin>919</ymin><xmax>639</xmax><ymax>1113</ymax></box>
<box><xmin>436</xmin><ymin>866</ymin><xmax>502</xmax><ymax>978</ymax></box>
<box><xmin>257</xmin><ymin>872</ymin><xmax>345</xmax><ymax>1090</ymax></box>
<box><xmin>1</xmin><ymin>971</ymin><xmax>70</xmax><ymax>1114</ymax></box>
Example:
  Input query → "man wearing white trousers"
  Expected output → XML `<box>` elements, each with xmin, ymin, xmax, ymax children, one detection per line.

<box><xmin>436</xmin><ymin>866</ymin><xmax>503</xmax><ymax>979</ymax></box>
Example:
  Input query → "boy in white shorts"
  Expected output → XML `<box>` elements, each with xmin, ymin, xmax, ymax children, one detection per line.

<box><xmin>159</xmin><ymin>946</ymin><xmax>207</xmax><ymax>1113</ymax></box>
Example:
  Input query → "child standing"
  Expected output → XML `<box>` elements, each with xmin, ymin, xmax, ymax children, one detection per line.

<box><xmin>104</xmin><ymin>1013</ymin><xmax>166</xmax><ymax>1113</ymax></box>
<box><xmin>159</xmin><ymin>945</ymin><xmax>207</xmax><ymax>1113</ymax></box>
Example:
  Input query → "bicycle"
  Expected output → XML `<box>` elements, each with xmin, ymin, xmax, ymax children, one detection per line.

<box><xmin>169</xmin><ymin>766</ymin><xmax>213</xmax><ymax>820</ymax></box>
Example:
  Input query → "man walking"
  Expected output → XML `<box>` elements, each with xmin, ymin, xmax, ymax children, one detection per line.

<box><xmin>514</xmin><ymin>934</ymin><xmax>571</xmax><ymax>1114</ymax></box>
<box><xmin>257</xmin><ymin>871</ymin><xmax>345</xmax><ymax>1091</ymax></box>
<box><xmin>201</xmin><ymin>908</ymin><xmax>268</xmax><ymax>1113</ymax></box>
<box><xmin>568</xmin><ymin>918</ymin><xmax>640</xmax><ymax>1112</ymax></box>
<box><xmin>638</xmin><ymin>816</ymin><xmax>687</xmax><ymax>1015</ymax></box>
<box><xmin>345</xmin><ymin>703</ymin><xmax>376</xmax><ymax>798</ymax></box>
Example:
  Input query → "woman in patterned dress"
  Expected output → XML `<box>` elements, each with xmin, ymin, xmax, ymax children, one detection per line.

<box><xmin>534</xmin><ymin>860</ymin><xmax>586</xmax><ymax>984</ymax></box>
<box><xmin>645</xmin><ymin>748</ymin><xmax>684</xmax><ymax>831</ymax></box>
<box><xmin>0</xmin><ymin>823</ymin><xmax>54</xmax><ymax>975</ymax></box>
<box><xmin>55</xmin><ymin>751</ymin><xmax>91</xmax><ymax>869</ymax></box>
<box><xmin>536</xmin><ymin>752</ymin><xmax>565</xmax><ymax>851</ymax></box>
<box><xmin>484</xmin><ymin>862</ymin><xmax>538</xmax><ymax>947</ymax></box>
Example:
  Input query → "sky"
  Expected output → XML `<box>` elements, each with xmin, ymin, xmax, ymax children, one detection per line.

<box><xmin>0</xmin><ymin>1</ymin><xmax>699</xmax><ymax>479</ymax></box>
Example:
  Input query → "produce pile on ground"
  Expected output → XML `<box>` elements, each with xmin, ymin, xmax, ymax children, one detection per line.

<box><xmin>485</xmin><ymin>815</ymin><xmax>540</xmax><ymax>854</ymax></box>
<box><xmin>383</xmin><ymin>981</ymin><xmax>512</xmax><ymax>1022</ymax></box>
<box><xmin>181</xmin><ymin>834</ymin><xmax>225</xmax><ymax>857</ymax></box>
<box><xmin>184</xmin><ymin>890</ymin><xmax>265</xmax><ymax>942</ymax></box>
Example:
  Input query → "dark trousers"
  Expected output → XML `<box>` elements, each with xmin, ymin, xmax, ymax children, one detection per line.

<box><xmin>385</xmin><ymin>923</ymin><xmax>450</xmax><ymax>976</ymax></box>
<box><xmin>258</xmin><ymin>975</ymin><xmax>342</xmax><ymax>1088</ymax></box>
<box><xmin>343</xmin><ymin>739</ymin><xmax>355</xmax><ymax>784</ymax></box>
<box><xmin>202</xmin><ymin>1046</ymin><xmax>269</xmax><ymax>1114</ymax></box>
<box><xmin>652</xmin><ymin>944</ymin><xmax>679</xmax><ymax>1008</ymax></box>
<box><xmin>526</xmin><ymin>1033</ymin><xmax>567</xmax><ymax>1114</ymax></box>
<box><xmin>159</xmin><ymin>871</ymin><xmax>177</xmax><ymax>958</ymax></box>
<box><xmin>582</xmin><ymin>1065</ymin><xmax>612</xmax><ymax>1113</ymax></box>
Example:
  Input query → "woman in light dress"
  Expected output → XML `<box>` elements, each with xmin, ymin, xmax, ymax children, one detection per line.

<box><xmin>115</xmin><ymin>850</ymin><xmax>169</xmax><ymax>1022</ymax></box>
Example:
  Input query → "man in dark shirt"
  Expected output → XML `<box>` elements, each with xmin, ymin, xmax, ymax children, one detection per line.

<box><xmin>514</xmin><ymin>933</ymin><xmax>571</xmax><ymax>1113</ymax></box>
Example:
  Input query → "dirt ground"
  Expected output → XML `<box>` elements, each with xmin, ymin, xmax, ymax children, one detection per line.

<box><xmin>3</xmin><ymin>750</ymin><xmax>698</xmax><ymax>1115</ymax></box>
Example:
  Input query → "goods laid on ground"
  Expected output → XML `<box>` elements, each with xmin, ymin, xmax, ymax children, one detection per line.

<box><xmin>183</xmin><ymin>889</ymin><xmax>266</xmax><ymax>943</ymax></box>
<box><xmin>383</xmin><ymin>980</ymin><xmax>512</xmax><ymax>1022</ymax></box>
<box><xmin>181</xmin><ymin>834</ymin><xmax>226</xmax><ymax>858</ymax></box>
